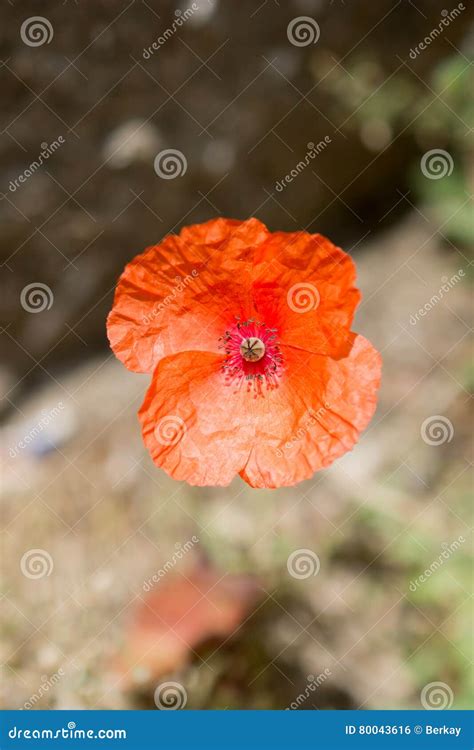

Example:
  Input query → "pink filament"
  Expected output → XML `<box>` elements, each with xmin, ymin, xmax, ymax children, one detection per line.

<box><xmin>219</xmin><ymin>318</ymin><xmax>283</xmax><ymax>392</ymax></box>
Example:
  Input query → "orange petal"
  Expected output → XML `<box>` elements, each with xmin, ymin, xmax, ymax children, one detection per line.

<box><xmin>253</xmin><ymin>231</ymin><xmax>361</xmax><ymax>356</ymax></box>
<box><xmin>107</xmin><ymin>218</ymin><xmax>268</xmax><ymax>373</ymax></box>
<box><xmin>241</xmin><ymin>335</ymin><xmax>381</xmax><ymax>488</ymax></box>
<box><xmin>139</xmin><ymin>351</ymin><xmax>251</xmax><ymax>486</ymax></box>
<box><xmin>139</xmin><ymin>337</ymin><xmax>381</xmax><ymax>488</ymax></box>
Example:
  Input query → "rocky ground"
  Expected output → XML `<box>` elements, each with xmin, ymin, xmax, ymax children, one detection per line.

<box><xmin>1</xmin><ymin>213</ymin><xmax>472</xmax><ymax>710</ymax></box>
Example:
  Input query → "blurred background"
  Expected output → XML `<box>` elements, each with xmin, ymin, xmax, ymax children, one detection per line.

<box><xmin>1</xmin><ymin>0</ymin><xmax>473</xmax><ymax>711</ymax></box>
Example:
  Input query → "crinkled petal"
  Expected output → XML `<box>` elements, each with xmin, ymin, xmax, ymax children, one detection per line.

<box><xmin>252</xmin><ymin>231</ymin><xmax>361</xmax><ymax>356</ymax></box>
<box><xmin>138</xmin><ymin>351</ymin><xmax>251</xmax><ymax>486</ymax></box>
<box><xmin>138</xmin><ymin>336</ymin><xmax>381</xmax><ymax>488</ymax></box>
<box><xmin>107</xmin><ymin>218</ymin><xmax>268</xmax><ymax>373</ymax></box>
<box><xmin>240</xmin><ymin>335</ymin><xmax>381</xmax><ymax>487</ymax></box>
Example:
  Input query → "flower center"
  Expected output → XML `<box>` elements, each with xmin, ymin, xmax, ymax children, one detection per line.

<box><xmin>240</xmin><ymin>337</ymin><xmax>265</xmax><ymax>362</ymax></box>
<box><xmin>219</xmin><ymin>318</ymin><xmax>283</xmax><ymax>391</ymax></box>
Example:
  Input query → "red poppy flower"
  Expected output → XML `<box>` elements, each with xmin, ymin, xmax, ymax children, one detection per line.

<box><xmin>107</xmin><ymin>218</ymin><xmax>381</xmax><ymax>488</ymax></box>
